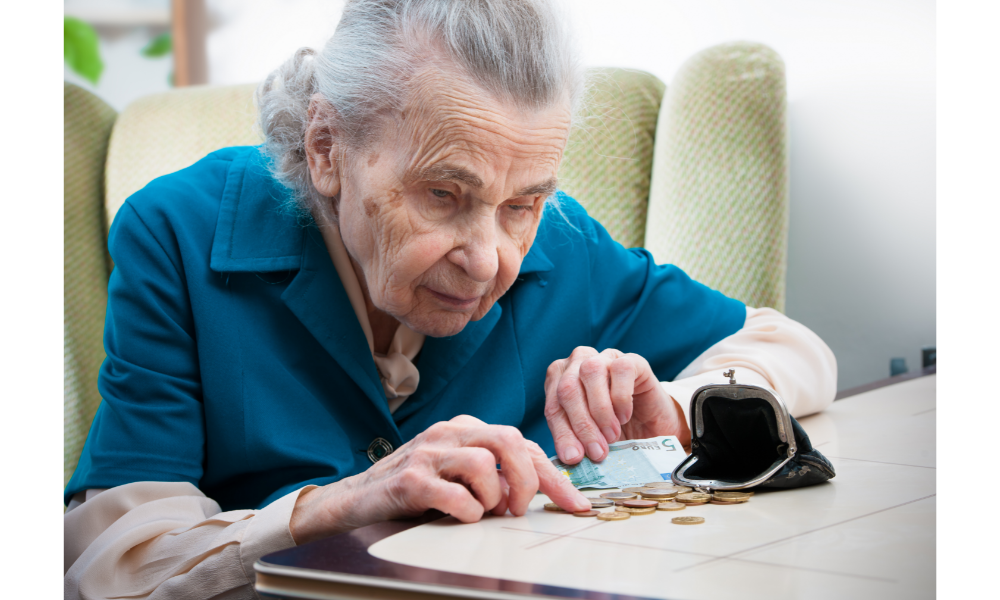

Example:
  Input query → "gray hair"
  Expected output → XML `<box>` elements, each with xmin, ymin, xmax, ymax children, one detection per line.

<box><xmin>255</xmin><ymin>0</ymin><xmax>583</xmax><ymax>214</ymax></box>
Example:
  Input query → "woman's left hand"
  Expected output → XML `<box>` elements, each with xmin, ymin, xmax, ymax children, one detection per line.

<box><xmin>544</xmin><ymin>347</ymin><xmax>691</xmax><ymax>464</ymax></box>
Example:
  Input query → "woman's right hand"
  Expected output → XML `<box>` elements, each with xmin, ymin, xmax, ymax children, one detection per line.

<box><xmin>289</xmin><ymin>415</ymin><xmax>591</xmax><ymax>544</ymax></box>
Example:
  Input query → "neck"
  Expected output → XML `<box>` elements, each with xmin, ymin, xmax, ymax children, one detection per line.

<box><xmin>350</xmin><ymin>257</ymin><xmax>399</xmax><ymax>355</ymax></box>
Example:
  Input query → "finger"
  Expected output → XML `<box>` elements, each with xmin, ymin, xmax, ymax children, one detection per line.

<box><xmin>544</xmin><ymin>393</ymin><xmax>585</xmax><ymax>464</ymax></box>
<box><xmin>490</xmin><ymin>471</ymin><xmax>510</xmax><ymax>516</ymax></box>
<box><xmin>525</xmin><ymin>441</ymin><xmax>591</xmax><ymax>513</ymax></box>
<box><xmin>422</xmin><ymin>478</ymin><xmax>486</xmax><ymax>523</ymax></box>
<box><xmin>609</xmin><ymin>355</ymin><xmax>638</xmax><ymax>425</ymax></box>
<box><xmin>544</xmin><ymin>360</ymin><xmax>585</xmax><ymax>463</ymax></box>
<box><xmin>438</xmin><ymin>447</ymin><xmax>504</xmax><ymax>513</ymax></box>
<box><xmin>556</xmin><ymin>361</ymin><xmax>609</xmax><ymax>462</ymax></box>
<box><xmin>579</xmin><ymin>354</ymin><xmax>621</xmax><ymax>444</ymax></box>
<box><xmin>449</xmin><ymin>414</ymin><xmax>487</xmax><ymax>427</ymax></box>
<box><xmin>453</xmin><ymin>425</ymin><xmax>540</xmax><ymax>517</ymax></box>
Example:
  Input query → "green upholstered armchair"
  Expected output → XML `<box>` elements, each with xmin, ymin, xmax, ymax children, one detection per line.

<box><xmin>64</xmin><ymin>41</ymin><xmax>788</xmax><ymax>487</ymax></box>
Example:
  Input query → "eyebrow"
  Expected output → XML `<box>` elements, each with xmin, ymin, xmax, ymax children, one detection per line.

<box><xmin>414</xmin><ymin>163</ymin><xmax>558</xmax><ymax>198</ymax></box>
<box><xmin>414</xmin><ymin>163</ymin><xmax>484</xmax><ymax>189</ymax></box>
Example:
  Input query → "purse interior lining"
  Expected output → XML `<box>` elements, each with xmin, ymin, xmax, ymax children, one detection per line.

<box><xmin>684</xmin><ymin>396</ymin><xmax>782</xmax><ymax>483</ymax></box>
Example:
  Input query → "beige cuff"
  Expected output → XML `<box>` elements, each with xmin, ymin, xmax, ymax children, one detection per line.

<box><xmin>239</xmin><ymin>485</ymin><xmax>319</xmax><ymax>580</ymax></box>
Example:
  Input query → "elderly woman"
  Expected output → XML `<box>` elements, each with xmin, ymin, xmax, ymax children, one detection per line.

<box><xmin>64</xmin><ymin>0</ymin><xmax>835</xmax><ymax>598</ymax></box>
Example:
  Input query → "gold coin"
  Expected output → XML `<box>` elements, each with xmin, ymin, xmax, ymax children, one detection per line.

<box><xmin>587</xmin><ymin>498</ymin><xmax>614</xmax><ymax>508</ymax></box>
<box><xmin>709</xmin><ymin>500</ymin><xmax>739</xmax><ymax>505</ymax></box>
<box><xmin>639</xmin><ymin>489</ymin><xmax>678</xmax><ymax>499</ymax></box>
<box><xmin>643</xmin><ymin>482</ymin><xmax>679</xmax><ymax>489</ymax></box>
<box><xmin>543</xmin><ymin>502</ymin><xmax>565</xmax><ymax>512</ymax></box>
<box><xmin>597</xmin><ymin>511</ymin><xmax>630</xmax><ymax>521</ymax></box>
<box><xmin>572</xmin><ymin>510</ymin><xmax>600</xmax><ymax>517</ymax></box>
<box><xmin>676</xmin><ymin>492</ymin><xmax>713</xmax><ymax>503</ymax></box>
<box><xmin>600</xmin><ymin>492</ymin><xmax>638</xmax><ymax>500</ymax></box>
<box><xmin>622</xmin><ymin>487</ymin><xmax>654</xmax><ymax>495</ymax></box>
<box><xmin>623</xmin><ymin>499</ymin><xmax>659</xmax><ymax>508</ymax></box>
<box><xmin>672</xmin><ymin>516</ymin><xmax>705</xmax><ymax>525</ymax></box>
<box><xmin>713</xmin><ymin>492</ymin><xmax>752</xmax><ymax>502</ymax></box>
<box><xmin>657</xmin><ymin>501</ymin><xmax>687</xmax><ymax>511</ymax></box>
<box><xmin>615</xmin><ymin>506</ymin><xmax>656</xmax><ymax>515</ymax></box>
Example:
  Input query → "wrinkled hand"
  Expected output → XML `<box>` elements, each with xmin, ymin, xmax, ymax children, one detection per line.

<box><xmin>545</xmin><ymin>347</ymin><xmax>691</xmax><ymax>464</ymax></box>
<box><xmin>290</xmin><ymin>415</ymin><xmax>590</xmax><ymax>544</ymax></box>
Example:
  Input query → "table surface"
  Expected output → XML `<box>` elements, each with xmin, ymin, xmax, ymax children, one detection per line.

<box><xmin>257</xmin><ymin>374</ymin><xmax>936</xmax><ymax>600</ymax></box>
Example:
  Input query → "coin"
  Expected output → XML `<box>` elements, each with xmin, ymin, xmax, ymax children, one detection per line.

<box><xmin>573</xmin><ymin>510</ymin><xmax>600</xmax><ymax>517</ymax></box>
<box><xmin>543</xmin><ymin>502</ymin><xmax>565</xmax><ymax>511</ymax></box>
<box><xmin>675</xmin><ymin>492</ymin><xmax>712</xmax><ymax>503</ymax></box>
<box><xmin>587</xmin><ymin>498</ymin><xmax>614</xmax><ymax>508</ymax></box>
<box><xmin>623</xmin><ymin>499</ymin><xmax>659</xmax><ymax>508</ymax></box>
<box><xmin>639</xmin><ymin>489</ymin><xmax>679</xmax><ymax>500</ymax></box>
<box><xmin>713</xmin><ymin>492</ymin><xmax>752</xmax><ymax>502</ymax></box>
<box><xmin>597</xmin><ymin>511</ymin><xmax>630</xmax><ymax>521</ymax></box>
<box><xmin>600</xmin><ymin>492</ymin><xmax>638</xmax><ymax>500</ymax></box>
<box><xmin>672</xmin><ymin>516</ymin><xmax>705</xmax><ymax>525</ymax></box>
<box><xmin>643</xmin><ymin>482</ymin><xmax>679</xmax><ymax>488</ymax></box>
<box><xmin>615</xmin><ymin>506</ymin><xmax>656</xmax><ymax>515</ymax></box>
<box><xmin>622</xmin><ymin>486</ymin><xmax>654</xmax><ymax>495</ymax></box>
<box><xmin>709</xmin><ymin>500</ymin><xmax>739</xmax><ymax>505</ymax></box>
<box><xmin>656</xmin><ymin>501</ymin><xmax>687</xmax><ymax>511</ymax></box>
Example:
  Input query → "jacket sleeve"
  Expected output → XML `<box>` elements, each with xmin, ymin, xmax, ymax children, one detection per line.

<box><xmin>64</xmin><ymin>482</ymin><xmax>314</xmax><ymax>600</ymax></box>
<box><xmin>66</xmin><ymin>200</ymin><xmax>207</xmax><ymax>501</ymax></box>
<box><xmin>660</xmin><ymin>306</ymin><xmax>838</xmax><ymax>422</ymax></box>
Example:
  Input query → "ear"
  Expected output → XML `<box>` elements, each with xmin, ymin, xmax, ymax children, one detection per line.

<box><xmin>304</xmin><ymin>93</ymin><xmax>342</xmax><ymax>198</ymax></box>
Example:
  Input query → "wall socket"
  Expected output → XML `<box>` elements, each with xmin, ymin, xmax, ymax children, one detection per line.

<box><xmin>922</xmin><ymin>346</ymin><xmax>936</xmax><ymax>369</ymax></box>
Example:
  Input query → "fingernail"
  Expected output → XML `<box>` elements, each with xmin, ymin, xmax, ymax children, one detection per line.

<box><xmin>619</xmin><ymin>412</ymin><xmax>628</xmax><ymax>425</ymax></box>
<box><xmin>601</xmin><ymin>426</ymin><xmax>616</xmax><ymax>443</ymax></box>
<box><xmin>563</xmin><ymin>446</ymin><xmax>580</xmax><ymax>461</ymax></box>
<box><xmin>587</xmin><ymin>442</ymin><xmax>604</xmax><ymax>461</ymax></box>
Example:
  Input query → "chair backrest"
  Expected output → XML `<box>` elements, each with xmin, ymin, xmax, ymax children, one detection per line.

<box><xmin>64</xmin><ymin>83</ymin><xmax>117</xmax><ymax>486</ymax></box>
<box><xmin>105</xmin><ymin>83</ymin><xmax>261</xmax><ymax>227</ymax></box>
<box><xmin>645</xmin><ymin>42</ymin><xmax>789</xmax><ymax>311</ymax></box>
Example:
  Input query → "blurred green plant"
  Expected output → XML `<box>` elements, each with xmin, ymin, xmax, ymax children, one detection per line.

<box><xmin>142</xmin><ymin>33</ymin><xmax>172</xmax><ymax>58</ymax></box>
<box><xmin>64</xmin><ymin>17</ymin><xmax>104</xmax><ymax>85</ymax></box>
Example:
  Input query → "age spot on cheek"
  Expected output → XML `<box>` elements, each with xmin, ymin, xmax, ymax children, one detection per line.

<box><xmin>367</xmin><ymin>153</ymin><xmax>380</xmax><ymax>168</ymax></box>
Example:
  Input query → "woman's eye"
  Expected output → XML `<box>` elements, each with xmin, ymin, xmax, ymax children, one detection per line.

<box><xmin>430</xmin><ymin>188</ymin><xmax>451</xmax><ymax>198</ymax></box>
<box><xmin>506</xmin><ymin>204</ymin><xmax>534</xmax><ymax>212</ymax></box>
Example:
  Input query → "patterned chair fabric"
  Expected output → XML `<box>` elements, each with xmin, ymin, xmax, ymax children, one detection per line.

<box><xmin>64</xmin><ymin>83</ymin><xmax>117</xmax><ymax>486</ymax></box>
<box><xmin>105</xmin><ymin>84</ymin><xmax>262</xmax><ymax>226</ymax></box>
<box><xmin>645</xmin><ymin>42</ymin><xmax>789</xmax><ymax>311</ymax></box>
<box><xmin>559</xmin><ymin>68</ymin><xmax>665</xmax><ymax>248</ymax></box>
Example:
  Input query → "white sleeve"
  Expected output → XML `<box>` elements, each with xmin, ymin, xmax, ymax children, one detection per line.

<box><xmin>659</xmin><ymin>306</ymin><xmax>838</xmax><ymax>424</ymax></box>
<box><xmin>64</xmin><ymin>482</ymin><xmax>315</xmax><ymax>600</ymax></box>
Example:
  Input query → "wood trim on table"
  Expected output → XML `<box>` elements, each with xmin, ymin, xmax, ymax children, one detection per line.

<box><xmin>835</xmin><ymin>365</ymin><xmax>936</xmax><ymax>401</ymax></box>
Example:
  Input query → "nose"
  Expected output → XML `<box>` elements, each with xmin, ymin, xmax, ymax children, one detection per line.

<box><xmin>447</xmin><ymin>217</ymin><xmax>499</xmax><ymax>283</ymax></box>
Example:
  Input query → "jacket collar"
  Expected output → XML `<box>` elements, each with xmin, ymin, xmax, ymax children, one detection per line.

<box><xmin>209</xmin><ymin>147</ymin><xmax>554</xmax><ymax>276</ymax></box>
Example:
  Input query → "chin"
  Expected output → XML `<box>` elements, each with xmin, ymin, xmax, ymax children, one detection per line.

<box><xmin>402</xmin><ymin>312</ymin><xmax>473</xmax><ymax>338</ymax></box>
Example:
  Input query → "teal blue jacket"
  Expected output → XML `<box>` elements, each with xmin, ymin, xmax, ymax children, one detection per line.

<box><xmin>65</xmin><ymin>146</ymin><xmax>745</xmax><ymax>510</ymax></box>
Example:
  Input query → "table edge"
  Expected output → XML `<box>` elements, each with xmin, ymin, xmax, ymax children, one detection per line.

<box><xmin>835</xmin><ymin>365</ymin><xmax>935</xmax><ymax>400</ymax></box>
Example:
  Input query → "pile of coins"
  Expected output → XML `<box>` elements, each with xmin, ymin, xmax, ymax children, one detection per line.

<box><xmin>542</xmin><ymin>483</ymin><xmax>754</xmax><ymax>525</ymax></box>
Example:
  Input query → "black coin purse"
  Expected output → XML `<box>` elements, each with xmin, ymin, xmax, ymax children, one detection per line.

<box><xmin>672</xmin><ymin>370</ymin><xmax>835</xmax><ymax>491</ymax></box>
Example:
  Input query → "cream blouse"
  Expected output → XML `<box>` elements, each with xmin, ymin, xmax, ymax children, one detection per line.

<box><xmin>65</xmin><ymin>257</ymin><xmax>837</xmax><ymax>600</ymax></box>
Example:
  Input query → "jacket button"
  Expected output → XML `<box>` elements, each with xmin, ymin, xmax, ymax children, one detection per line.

<box><xmin>367</xmin><ymin>438</ymin><xmax>394</xmax><ymax>463</ymax></box>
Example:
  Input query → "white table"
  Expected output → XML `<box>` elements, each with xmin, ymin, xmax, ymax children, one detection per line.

<box><xmin>257</xmin><ymin>374</ymin><xmax>936</xmax><ymax>600</ymax></box>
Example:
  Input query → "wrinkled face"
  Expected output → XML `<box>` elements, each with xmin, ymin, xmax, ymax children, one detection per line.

<box><xmin>309</xmin><ymin>68</ymin><xmax>572</xmax><ymax>337</ymax></box>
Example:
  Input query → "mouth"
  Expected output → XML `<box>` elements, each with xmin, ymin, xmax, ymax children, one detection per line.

<box><xmin>425</xmin><ymin>287</ymin><xmax>482</xmax><ymax>310</ymax></box>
